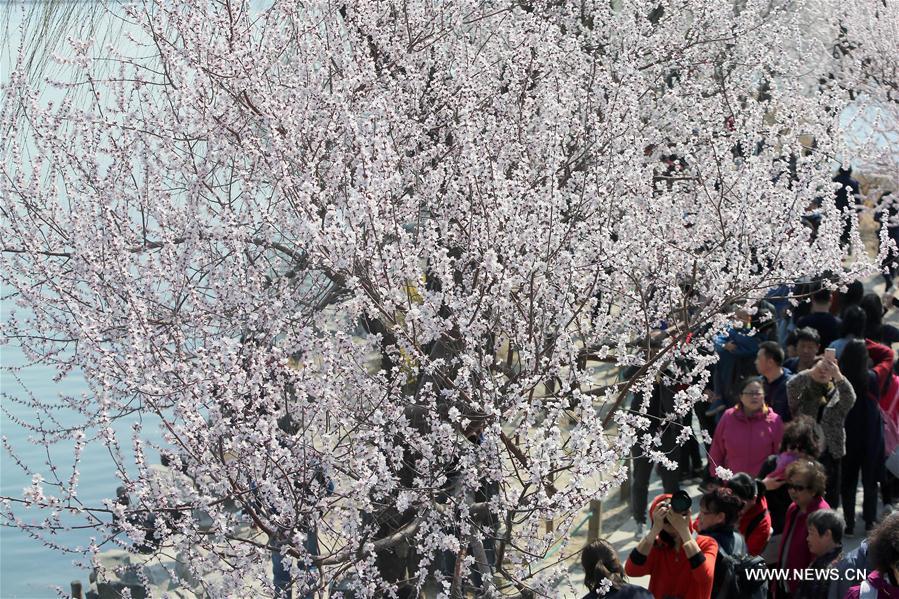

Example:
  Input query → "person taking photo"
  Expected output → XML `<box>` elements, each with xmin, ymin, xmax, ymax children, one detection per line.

<box><xmin>625</xmin><ymin>492</ymin><xmax>717</xmax><ymax>599</ymax></box>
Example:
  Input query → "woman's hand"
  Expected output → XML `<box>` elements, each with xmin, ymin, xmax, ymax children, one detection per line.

<box><xmin>664</xmin><ymin>510</ymin><xmax>693</xmax><ymax>542</ymax></box>
<box><xmin>827</xmin><ymin>360</ymin><xmax>845</xmax><ymax>383</ymax></box>
<box><xmin>763</xmin><ymin>476</ymin><xmax>785</xmax><ymax>491</ymax></box>
<box><xmin>650</xmin><ymin>504</ymin><xmax>668</xmax><ymax>537</ymax></box>
<box><xmin>636</xmin><ymin>503</ymin><xmax>669</xmax><ymax>556</ymax></box>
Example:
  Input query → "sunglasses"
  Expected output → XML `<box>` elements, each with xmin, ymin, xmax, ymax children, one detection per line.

<box><xmin>786</xmin><ymin>483</ymin><xmax>809</xmax><ymax>492</ymax></box>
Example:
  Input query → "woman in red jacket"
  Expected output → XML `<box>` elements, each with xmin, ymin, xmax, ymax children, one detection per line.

<box><xmin>625</xmin><ymin>493</ymin><xmax>717</xmax><ymax>599</ymax></box>
<box><xmin>708</xmin><ymin>377</ymin><xmax>784</xmax><ymax>479</ymax></box>
<box><xmin>776</xmin><ymin>459</ymin><xmax>829</xmax><ymax>597</ymax></box>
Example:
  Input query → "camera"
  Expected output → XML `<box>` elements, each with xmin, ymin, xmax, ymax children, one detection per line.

<box><xmin>669</xmin><ymin>490</ymin><xmax>692</xmax><ymax>513</ymax></box>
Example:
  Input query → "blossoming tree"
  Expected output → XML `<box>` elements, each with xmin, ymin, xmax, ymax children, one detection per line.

<box><xmin>1</xmin><ymin>0</ymin><xmax>895</xmax><ymax>596</ymax></box>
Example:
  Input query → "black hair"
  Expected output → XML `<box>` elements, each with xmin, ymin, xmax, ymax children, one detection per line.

<box><xmin>807</xmin><ymin>509</ymin><xmax>845</xmax><ymax>544</ymax></box>
<box><xmin>792</xmin><ymin>281</ymin><xmax>818</xmax><ymax>323</ymax></box>
<box><xmin>785</xmin><ymin>329</ymin><xmax>800</xmax><ymax>348</ymax></box>
<box><xmin>813</xmin><ymin>287</ymin><xmax>832</xmax><ymax>304</ymax></box>
<box><xmin>700</xmin><ymin>487</ymin><xmax>744</xmax><ymax>527</ymax></box>
<box><xmin>582</xmin><ymin>539</ymin><xmax>626</xmax><ymax>592</ymax></box>
<box><xmin>841</xmin><ymin>305</ymin><xmax>867</xmax><ymax>339</ymax></box>
<box><xmin>867</xmin><ymin>512</ymin><xmax>899</xmax><ymax>573</ymax></box>
<box><xmin>795</xmin><ymin>327</ymin><xmax>821</xmax><ymax>346</ymax></box>
<box><xmin>839</xmin><ymin>340</ymin><xmax>870</xmax><ymax>410</ymax></box>
<box><xmin>861</xmin><ymin>293</ymin><xmax>885</xmax><ymax>341</ymax></box>
<box><xmin>758</xmin><ymin>341</ymin><xmax>785</xmax><ymax>365</ymax></box>
<box><xmin>839</xmin><ymin>281</ymin><xmax>865</xmax><ymax>315</ymax></box>
<box><xmin>736</xmin><ymin>376</ymin><xmax>765</xmax><ymax>395</ymax></box>
<box><xmin>725</xmin><ymin>472</ymin><xmax>758</xmax><ymax>502</ymax></box>
<box><xmin>780</xmin><ymin>415</ymin><xmax>825</xmax><ymax>457</ymax></box>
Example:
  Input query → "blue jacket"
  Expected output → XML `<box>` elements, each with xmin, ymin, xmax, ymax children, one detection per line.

<box><xmin>715</xmin><ymin>327</ymin><xmax>761</xmax><ymax>357</ymax></box>
<box><xmin>829</xmin><ymin>540</ymin><xmax>870</xmax><ymax>599</ymax></box>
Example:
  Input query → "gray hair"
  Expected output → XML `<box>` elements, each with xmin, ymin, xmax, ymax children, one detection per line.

<box><xmin>807</xmin><ymin>509</ymin><xmax>845</xmax><ymax>545</ymax></box>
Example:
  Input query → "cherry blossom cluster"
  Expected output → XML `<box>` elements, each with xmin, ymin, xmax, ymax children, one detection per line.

<box><xmin>1</xmin><ymin>0</ymin><xmax>894</xmax><ymax>596</ymax></box>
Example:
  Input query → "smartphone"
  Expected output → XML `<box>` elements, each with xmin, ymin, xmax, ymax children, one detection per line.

<box><xmin>825</xmin><ymin>347</ymin><xmax>836</xmax><ymax>362</ymax></box>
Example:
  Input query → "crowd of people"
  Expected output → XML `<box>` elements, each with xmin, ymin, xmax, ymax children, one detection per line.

<box><xmin>582</xmin><ymin>486</ymin><xmax>899</xmax><ymax>599</ymax></box>
<box><xmin>582</xmin><ymin>267</ymin><xmax>899</xmax><ymax>597</ymax></box>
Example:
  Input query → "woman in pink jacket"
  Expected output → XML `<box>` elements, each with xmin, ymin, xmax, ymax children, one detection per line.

<box><xmin>708</xmin><ymin>376</ymin><xmax>784</xmax><ymax>478</ymax></box>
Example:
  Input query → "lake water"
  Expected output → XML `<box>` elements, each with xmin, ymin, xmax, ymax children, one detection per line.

<box><xmin>0</xmin><ymin>11</ymin><xmax>167</xmax><ymax>594</ymax></box>
<box><xmin>1</xmin><ymin>341</ymin><xmax>163</xmax><ymax>598</ymax></box>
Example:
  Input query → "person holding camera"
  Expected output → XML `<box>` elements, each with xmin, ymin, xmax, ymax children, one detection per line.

<box><xmin>786</xmin><ymin>349</ymin><xmax>855</xmax><ymax>508</ymax></box>
<box><xmin>625</xmin><ymin>492</ymin><xmax>717</xmax><ymax>599</ymax></box>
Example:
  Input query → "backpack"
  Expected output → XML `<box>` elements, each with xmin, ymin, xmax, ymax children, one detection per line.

<box><xmin>712</xmin><ymin>534</ymin><xmax>768</xmax><ymax>599</ymax></box>
<box><xmin>859</xmin><ymin>580</ymin><xmax>877</xmax><ymax>599</ymax></box>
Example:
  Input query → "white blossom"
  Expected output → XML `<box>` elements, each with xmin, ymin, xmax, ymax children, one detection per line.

<box><xmin>1</xmin><ymin>0</ymin><xmax>896</xmax><ymax>595</ymax></box>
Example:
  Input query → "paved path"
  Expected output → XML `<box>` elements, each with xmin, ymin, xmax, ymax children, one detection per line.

<box><xmin>564</xmin><ymin>470</ymin><xmax>872</xmax><ymax>595</ymax></box>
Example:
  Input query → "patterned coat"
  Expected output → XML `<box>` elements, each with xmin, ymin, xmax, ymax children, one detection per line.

<box><xmin>786</xmin><ymin>372</ymin><xmax>856</xmax><ymax>458</ymax></box>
